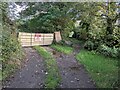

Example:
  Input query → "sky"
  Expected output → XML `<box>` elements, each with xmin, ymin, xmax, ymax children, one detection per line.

<box><xmin>9</xmin><ymin>2</ymin><xmax>27</xmax><ymax>20</ymax></box>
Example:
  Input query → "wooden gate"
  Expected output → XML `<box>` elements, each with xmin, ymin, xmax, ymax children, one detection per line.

<box><xmin>18</xmin><ymin>32</ymin><xmax>54</xmax><ymax>47</ymax></box>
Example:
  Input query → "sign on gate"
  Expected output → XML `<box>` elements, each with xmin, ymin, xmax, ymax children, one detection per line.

<box><xmin>34</xmin><ymin>34</ymin><xmax>42</xmax><ymax>41</ymax></box>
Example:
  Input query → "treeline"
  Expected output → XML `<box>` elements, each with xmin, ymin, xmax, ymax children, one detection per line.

<box><xmin>18</xmin><ymin>2</ymin><xmax>120</xmax><ymax>58</ymax></box>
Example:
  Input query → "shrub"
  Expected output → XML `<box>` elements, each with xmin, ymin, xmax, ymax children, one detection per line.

<box><xmin>105</xmin><ymin>34</ymin><xmax>119</xmax><ymax>48</ymax></box>
<box><xmin>1</xmin><ymin>25</ymin><xmax>24</xmax><ymax>79</ymax></box>
<box><xmin>73</xmin><ymin>28</ymin><xmax>88</xmax><ymax>40</ymax></box>
<box><xmin>97</xmin><ymin>44</ymin><xmax>119</xmax><ymax>58</ymax></box>
<box><xmin>2</xmin><ymin>31</ymin><xmax>23</xmax><ymax>62</ymax></box>
<box><xmin>84</xmin><ymin>41</ymin><xmax>94</xmax><ymax>50</ymax></box>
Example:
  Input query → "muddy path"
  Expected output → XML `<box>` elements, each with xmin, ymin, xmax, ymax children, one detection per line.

<box><xmin>3</xmin><ymin>47</ymin><xmax>46</xmax><ymax>88</ymax></box>
<box><xmin>44</xmin><ymin>46</ymin><xmax>96</xmax><ymax>88</ymax></box>
<box><xmin>3</xmin><ymin>46</ymin><xmax>96</xmax><ymax>88</ymax></box>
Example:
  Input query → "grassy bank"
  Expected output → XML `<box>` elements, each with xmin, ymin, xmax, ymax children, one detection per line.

<box><xmin>76</xmin><ymin>50</ymin><xmax>119</xmax><ymax>88</ymax></box>
<box><xmin>51</xmin><ymin>44</ymin><xmax>73</xmax><ymax>54</ymax></box>
<box><xmin>34</xmin><ymin>46</ymin><xmax>60</xmax><ymax>89</ymax></box>
<box><xmin>2</xmin><ymin>42</ymin><xmax>24</xmax><ymax>81</ymax></box>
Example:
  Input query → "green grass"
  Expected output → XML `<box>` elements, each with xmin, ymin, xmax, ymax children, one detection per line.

<box><xmin>34</xmin><ymin>46</ymin><xmax>60</xmax><ymax>89</ymax></box>
<box><xmin>76</xmin><ymin>50</ymin><xmax>119</xmax><ymax>88</ymax></box>
<box><xmin>51</xmin><ymin>44</ymin><xmax>73</xmax><ymax>54</ymax></box>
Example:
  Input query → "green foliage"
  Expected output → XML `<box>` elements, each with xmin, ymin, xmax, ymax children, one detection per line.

<box><xmin>51</xmin><ymin>44</ymin><xmax>73</xmax><ymax>54</ymax></box>
<box><xmin>18</xmin><ymin>2</ymin><xmax>120</xmax><ymax>58</ymax></box>
<box><xmin>1</xmin><ymin>2</ymin><xmax>24</xmax><ymax>80</ymax></box>
<box><xmin>19</xmin><ymin>2</ymin><xmax>76</xmax><ymax>34</ymax></box>
<box><xmin>105</xmin><ymin>34</ymin><xmax>119</xmax><ymax>47</ymax></box>
<box><xmin>2</xmin><ymin>32</ymin><xmax>20</xmax><ymax>61</ymax></box>
<box><xmin>34</xmin><ymin>46</ymin><xmax>60</xmax><ymax>89</ymax></box>
<box><xmin>73</xmin><ymin>28</ymin><xmax>88</xmax><ymax>40</ymax></box>
<box><xmin>84</xmin><ymin>41</ymin><xmax>94</xmax><ymax>51</ymax></box>
<box><xmin>73</xmin><ymin>2</ymin><xmax>119</xmax><ymax>54</ymax></box>
<box><xmin>1</xmin><ymin>27</ymin><xmax>24</xmax><ymax>80</ymax></box>
<box><xmin>76</xmin><ymin>50</ymin><xmax>119</xmax><ymax>88</ymax></box>
<box><xmin>97</xmin><ymin>44</ymin><xmax>119</xmax><ymax>58</ymax></box>
<box><xmin>62</xmin><ymin>20</ymin><xmax>75</xmax><ymax>38</ymax></box>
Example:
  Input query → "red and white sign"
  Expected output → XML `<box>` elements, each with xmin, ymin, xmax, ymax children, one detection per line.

<box><xmin>34</xmin><ymin>34</ymin><xmax>41</xmax><ymax>41</ymax></box>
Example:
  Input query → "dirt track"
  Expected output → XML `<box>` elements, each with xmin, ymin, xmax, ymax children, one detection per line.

<box><xmin>3</xmin><ymin>46</ymin><xmax>96</xmax><ymax>88</ymax></box>
<box><xmin>44</xmin><ymin>46</ymin><xmax>96</xmax><ymax>88</ymax></box>
<box><xmin>3</xmin><ymin>47</ymin><xmax>46</xmax><ymax>88</ymax></box>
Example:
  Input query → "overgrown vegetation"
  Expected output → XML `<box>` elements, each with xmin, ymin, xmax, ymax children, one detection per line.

<box><xmin>2</xmin><ymin>34</ymin><xmax>24</xmax><ymax>80</ymax></box>
<box><xmin>1</xmin><ymin>2</ymin><xmax>119</xmax><ymax>88</ymax></box>
<box><xmin>34</xmin><ymin>46</ymin><xmax>60</xmax><ymax>89</ymax></box>
<box><xmin>19</xmin><ymin>3</ymin><xmax>75</xmax><ymax>34</ymax></box>
<box><xmin>97</xmin><ymin>44</ymin><xmax>120</xmax><ymax>58</ymax></box>
<box><xmin>51</xmin><ymin>44</ymin><xmax>73</xmax><ymax>54</ymax></box>
<box><xmin>76</xmin><ymin>50</ymin><xmax>119</xmax><ymax>88</ymax></box>
<box><xmin>73</xmin><ymin>3</ymin><xmax>120</xmax><ymax>59</ymax></box>
<box><xmin>18</xmin><ymin>2</ymin><xmax>119</xmax><ymax>58</ymax></box>
<box><xmin>1</xmin><ymin>3</ymin><xmax>24</xmax><ymax>80</ymax></box>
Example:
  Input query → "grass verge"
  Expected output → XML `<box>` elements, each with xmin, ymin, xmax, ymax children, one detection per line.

<box><xmin>34</xmin><ymin>46</ymin><xmax>60</xmax><ymax>89</ymax></box>
<box><xmin>51</xmin><ymin>44</ymin><xmax>73</xmax><ymax>54</ymax></box>
<box><xmin>2</xmin><ymin>47</ymin><xmax>25</xmax><ymax>81</ymax></box>
<box><xmin>76</xmin><ymin>50</ymin><xmax>119</xmax><ymax>88</ymax></box>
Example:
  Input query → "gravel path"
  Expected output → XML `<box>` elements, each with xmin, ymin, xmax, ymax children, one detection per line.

<box><xmin>3</xmin><ymin>47</ymin><xmax>46</xmax><ymax>88</ymax></box>
<box><xmin>44</xmin><ymin>46</ymin><xmax>96</xmax><ymax>88</ymax></box>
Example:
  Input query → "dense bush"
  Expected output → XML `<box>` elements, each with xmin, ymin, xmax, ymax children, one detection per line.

<box><xmin>73</xmin><ymin>27</ymin><xmax>88</xmax><ymax>40</ymax></box>
<box><xmin>84</xmin><ymin>41</ymin><xmax>94</xmax><ymax>51</ymax></box>
<box><xmin>84</xmin><ymin>39</ymin><xmax>120</xmax><ymax>58</ymax></box>
<box><xmin>2</xmin><ymin>24</ymin><xmax>23</xmax><ymax>60</ymax></box>
<box><xmin>2</xmin><ymin>25</ymin><xmax>24</xmax><ymax>80</ymax></box>
<box><xmin>105</xmin><ymin>34</ymin><xmax>119</xmax><ymax>48</ymax></box>
<box><xmin>1</xmin><ymin>3</ymin><xmax>24</xmax><ymax>80</ymax></box>
<box><xmin>97</xmin><ymin>44</ymin><xmax>119</xmax><ymax>58</ymax></box>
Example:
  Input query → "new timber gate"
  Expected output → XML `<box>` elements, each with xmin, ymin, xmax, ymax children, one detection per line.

<box><xmin>18</xmin><ymin>32</ymin><xmax>54</xmax><ymax>47</ymax></box>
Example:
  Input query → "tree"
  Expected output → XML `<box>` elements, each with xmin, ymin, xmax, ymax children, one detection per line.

<box><xmin>18</xmin><ymin>2</ymin><xmax>76</xmax><ymax>35</ymax></box>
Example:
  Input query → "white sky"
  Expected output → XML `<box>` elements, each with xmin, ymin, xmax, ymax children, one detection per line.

<box><xmin>9</xmin><ymin>3</ymin><xmax>27</xmax><ymax>20</ymax></box>
<box><xmin>15</xmin><ymin>3</ymin><xmax>27</xmax><ymax>13</ymax></box>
